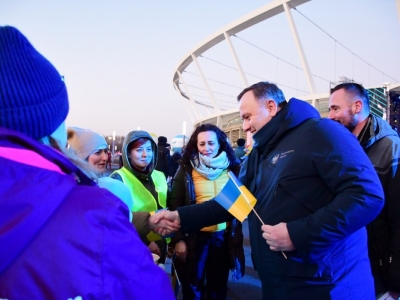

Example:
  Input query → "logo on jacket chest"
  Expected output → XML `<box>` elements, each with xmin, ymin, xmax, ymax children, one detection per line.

<box><xmin>270</xmin><ymin>150</ymin><xmax>294</xmax><ymax>165</ymax></box>
<box><xmin>271</xmin><ymin>154</ymin><xmax>280</xmax><ymax>164</ymax></box>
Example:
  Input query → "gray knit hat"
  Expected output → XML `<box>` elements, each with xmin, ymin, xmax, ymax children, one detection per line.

<box><xmin>67</xmin><ymin>127</ymin><xmax>108</xmax><ymax>160</ymax></box>
<box><xmin>0</xmin><ymin>26</ymin><xmax>69</xmax><ymax>140</ymax></box>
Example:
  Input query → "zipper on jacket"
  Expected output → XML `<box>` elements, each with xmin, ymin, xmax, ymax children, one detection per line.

<box><xmin>231</xmin><ymin>220</ymin><xmax>238</xmax><ymax>237</ymax></box>
<box><xmin>274</xmin><ymin>184</ymin><xmax>281</xmax><ymax>196</ymax></box>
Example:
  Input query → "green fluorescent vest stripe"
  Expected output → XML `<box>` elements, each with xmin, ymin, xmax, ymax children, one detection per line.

<box><xmin>112</xmin><ymin>167</ymin><xmax>167</xmax><ymax>212</ymax></box>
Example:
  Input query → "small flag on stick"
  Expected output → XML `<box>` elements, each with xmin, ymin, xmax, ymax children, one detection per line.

<box><xmin>215</xmin><ymin>171</ymin><xmax>287</xmax><ymax>259</ymax></box>
<box><xmin>215</xmin><ymin>171</ymin><xmax>257</xmax><ymax>222</ymax></box>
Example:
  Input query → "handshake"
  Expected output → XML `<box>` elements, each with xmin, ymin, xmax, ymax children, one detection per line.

<box><xmin>148</xmin><ymin>210</ymin><xmax>181</xmax><ymax>236</ymax></box>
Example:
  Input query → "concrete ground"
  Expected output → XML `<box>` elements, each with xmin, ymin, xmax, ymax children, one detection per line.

<box><xmin>225</xmin><ymin>219</ymin><xmax>262</xmax><ymax>300</ymax></box>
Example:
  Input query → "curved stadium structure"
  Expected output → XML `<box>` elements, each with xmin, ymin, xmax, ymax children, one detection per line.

<box><xmin>172</xmin><ymin>0</ymin><xmax>400</xmax><ymax>146</ymax></box>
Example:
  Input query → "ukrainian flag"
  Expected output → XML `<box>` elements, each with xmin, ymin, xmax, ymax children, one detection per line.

<box><xmin>215</xmin><ymin>171</ymin><xmax>257</xmax><ymax>222</ymax></box>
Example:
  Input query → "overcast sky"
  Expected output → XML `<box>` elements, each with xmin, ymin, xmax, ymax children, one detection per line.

<box><xmin>1</xmin><ymin>0</ymin><xmax>399</xmax><ymax>141</ymax></box>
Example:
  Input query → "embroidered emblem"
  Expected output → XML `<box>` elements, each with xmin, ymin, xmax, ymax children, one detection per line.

<box><xmin>271</xmin><ymin>154</ymin><xmax>280</xmax><ymax>164</ymax></box>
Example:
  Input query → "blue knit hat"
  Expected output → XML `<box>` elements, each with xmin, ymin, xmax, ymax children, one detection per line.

<box><xmin>0</xmin><ymin>26</ymin><xmax>69</xmax><ymax>140</ymax></box>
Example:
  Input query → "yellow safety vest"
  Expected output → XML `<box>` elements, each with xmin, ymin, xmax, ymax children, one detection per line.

<box><xmin>113</xmin><ymin>167</ymin><xmax>167</xmax><ymax>212</ymax></box>
<box><xmin>111</xmin><ymin>167</ymin><xmax>168</xmax><ymax>243</ymax></box>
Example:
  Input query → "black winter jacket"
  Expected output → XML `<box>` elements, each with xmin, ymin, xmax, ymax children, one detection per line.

<box><xmin>362</xmin><ymin>114</ymin><xmax>400</xmax><ymax>293</ymax></box>
<box><xmin>155</xmin><ymin>143</ymin><xmax>173</xmax><ymax>178</ymax></box>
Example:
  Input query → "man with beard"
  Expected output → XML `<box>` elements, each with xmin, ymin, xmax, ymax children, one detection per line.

<box><xmin>329</xmin><ymin>82</ymin><xmax>400</xmax><ymax>298</ymax></box>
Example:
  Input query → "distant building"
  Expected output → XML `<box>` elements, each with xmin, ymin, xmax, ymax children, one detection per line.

<box><xmin>170</xmin><ymin>135</ymin><xmax>189</xmax><ymax>151</ymax></box>
<box><xmin>105</xmin><ymin>135</ymin><xmax>125</xmax><ymax>153</ymax></box>
<box><xmin>389</xmin><ymin>87</ymin><xmax>400</xmax><ymax>132</ymax></box>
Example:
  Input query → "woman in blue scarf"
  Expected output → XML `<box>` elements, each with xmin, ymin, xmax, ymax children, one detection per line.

<box><xmin>168</xmin><ymin>124</ymin><xmax>245</xmax><ymax>300</ymax></box>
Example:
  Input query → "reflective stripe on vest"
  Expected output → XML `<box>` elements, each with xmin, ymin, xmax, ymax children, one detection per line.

<box><xmin>112</xmin><ymin>167</ymin><xmax>167</xmax><ymax>212</ymax></box>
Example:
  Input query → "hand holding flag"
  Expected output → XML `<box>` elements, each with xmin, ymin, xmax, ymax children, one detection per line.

<box><xmin>215</xmin><ymin>171</ymin><xmax>287</xmax><ymax>259</ymax></box>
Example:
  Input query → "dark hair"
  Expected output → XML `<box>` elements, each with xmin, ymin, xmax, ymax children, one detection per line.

<box><xmin>128</xmin><ymin>137</ymin><xmax>151</xmax><ymax>153</ymax></box>
<box><xmin>237</xmin><ymin>81</ymin><xmax>286</xmax><ymax>106</ymax></box>
<box><xmin>181</xmin><ymin>124</ymin><xmax>236</xmax><ymax>168</ymax></box>
<box><xmin>330</xmin><ymin>82</ymin><xmax>370</xmax><ymax>112</ymax></box>
<box><xmin>236</xmin><ymin>138</ymin><xmax>245</xmax><ymax>147</ymax></box>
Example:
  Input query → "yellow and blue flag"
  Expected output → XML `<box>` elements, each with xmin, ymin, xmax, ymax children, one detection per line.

<box><xmin>215</xmin><ymin>171</ymin><xmax>257</xmax><ymax>222</ymax></box>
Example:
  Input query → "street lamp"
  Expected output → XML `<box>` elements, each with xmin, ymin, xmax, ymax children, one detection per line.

<box><xmin>107</xmin><ymin>136</ymin><xmax>112</xmax><ymax>150</ymax></box>
<box><xmin>182</xmin><ymin>121</ymin><xmax>186</xmax><ymax>147</ymax></box>
<box><xmin>112</xmin><ymin>131</ymin><xmax>116</xmax><ymax>160</ymax></box>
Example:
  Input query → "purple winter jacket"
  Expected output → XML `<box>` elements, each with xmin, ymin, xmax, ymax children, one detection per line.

<box><xmin>0</xmin><ymin>128</ymin><xmax>174</xmax><ymax>300</ymax></box>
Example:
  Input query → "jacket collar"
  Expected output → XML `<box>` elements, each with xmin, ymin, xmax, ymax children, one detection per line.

<box><xmin>362</xmin><ymin>114</ymin><xmax>399</xmax><ymax>149</ymax></box>
<box><xmin>240</xmin><ymin>98</ymin><xmax>320</xmax><ymax>191</ymax></box>
<box><xmin>252</xmin><ymin>98</ymin><xmax>320</xmax><ymax>152</ymax></box>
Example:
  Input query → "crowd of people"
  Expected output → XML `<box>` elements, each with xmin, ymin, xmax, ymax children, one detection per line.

<box><xmin>1</xmin><ymin>25</ymin><xmax>399</xmax><ymax>300</ymax></box>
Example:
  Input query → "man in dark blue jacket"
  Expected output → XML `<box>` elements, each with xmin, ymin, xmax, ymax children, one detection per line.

<box><xmin>329</xmin><ymin>82</ymin><xmax>400</xmax><ymax>299</ymax></box>
<box><xmin>152</xmin><ymin>82</ymin><xmax>384</xmax><ymax>299</ymax></box>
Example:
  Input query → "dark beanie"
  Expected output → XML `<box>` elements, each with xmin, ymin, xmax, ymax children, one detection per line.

<box><xmin>0</xmin><ymin>26</ymin><xmax>69</xmax><ymax>140</ymax></box>
<box><xmin>158</xmin><ymin>136</ymin><xmax>167</xmax><ymax>144</ymax></box>
<box><xmin>237</xmin><ymin>138</ymin><xmax>245</xmax><ymax>147</ymax></box>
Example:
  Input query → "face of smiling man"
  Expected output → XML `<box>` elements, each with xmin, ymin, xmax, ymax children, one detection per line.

<box><xmin>328</xmin><ymin>88</ymin><xmax>360</xmax><ymax>133</ymax></box>
<box><xmin>239</xmin><ymin>90</ymin><xmax>278</xmax><ymax>134</ymax></box>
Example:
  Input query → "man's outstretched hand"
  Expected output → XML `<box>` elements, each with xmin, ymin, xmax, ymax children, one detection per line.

<box><xmin>149</xmin><ymin>210</ymin><xmax>181</xmax><ymax>236</ymax></box>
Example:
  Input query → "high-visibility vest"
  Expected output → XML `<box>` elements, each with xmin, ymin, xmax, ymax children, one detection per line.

<box><xmin>112</xmin><ymin>167</ymin><xmax>169</xmax><ymax>243</ymax></box>
<box><xmin>112</xmin><ymin>167</ymin><xmax>167</xmax><ymax>212</ymax></box>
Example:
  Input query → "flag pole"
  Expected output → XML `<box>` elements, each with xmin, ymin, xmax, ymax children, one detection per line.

<box><xmin>251</xmin><ymin>208</ymin><xmax>287</xmax><ymax>259</ymax></box>
<box><xmin>167</xmin><ymin>247</ymin><xmax>181</xmax><ymax>297</ymax></box>
<box><xmin>227</xmin><ymin>173</ymin><xmax>287</xmax><ymax>259</ymax></box>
